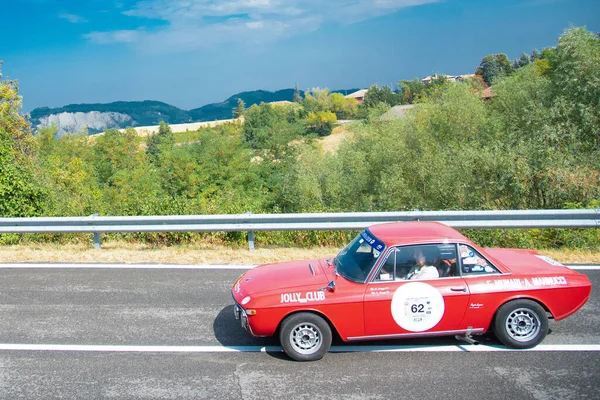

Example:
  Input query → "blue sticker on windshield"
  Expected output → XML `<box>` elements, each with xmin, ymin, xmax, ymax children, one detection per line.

<box><xmin>360</xmin><ymin>230</ymin><xmax>385</xmax><ymax>251</ymax></box>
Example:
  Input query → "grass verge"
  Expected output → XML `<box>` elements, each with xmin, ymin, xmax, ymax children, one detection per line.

<box><xmin>0</xmin><ymin>242</ymin><xmax>598</xmax><ymax>264</ymax></box>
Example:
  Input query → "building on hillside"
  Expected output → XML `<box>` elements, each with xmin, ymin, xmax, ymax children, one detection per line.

<box><xmin>420</xmin><ymin>74</ymin><xmax>475</xmax><ymax>83</ymax></box>
<box><xmin>481</xmin><ymin>87</ymin><xmax>493</xmax><ymax>100</ymax></box>
<box><xmin>345</xmin><ymin>89</ymin><xmax>368</xmax><ymax>103</ymax></box>
<box><xmin>456</xmin><ymin>74</ymin><xmax>475</xmax><ymax>81</ymax></box>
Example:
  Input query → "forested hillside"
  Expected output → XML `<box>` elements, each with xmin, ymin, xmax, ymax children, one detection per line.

<box><xmin>1</xmin><ymin>28</ymin><xmax>599</xmax><ymax>249</ymax></box>
<box><xmin>29</xmin><ymin>88</ymin><xmax>360</xmax><ymax>136</ymax></box>
<box><xmin>30</xmin><ymin>100</ymin><xmax>191</xmax><ymax>127</ymax></box>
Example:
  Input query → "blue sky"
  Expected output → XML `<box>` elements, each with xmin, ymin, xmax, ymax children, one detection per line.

<box><xmin>2</xmin><ymin>0</ymin><xmax>599</xmax><ymax>112</ymax></box>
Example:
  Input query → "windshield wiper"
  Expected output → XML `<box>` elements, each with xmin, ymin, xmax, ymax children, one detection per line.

<box><xmin>332</xmin><ymin>258</ymin><xmax>341</xmax><ymax>277</ymax></box>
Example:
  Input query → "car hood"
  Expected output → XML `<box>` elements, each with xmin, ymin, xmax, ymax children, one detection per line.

<box><xmin>485</xmin><ymin>248</ymin><xmax>575</xmax><ymax>275</ymax></box>
<box><xmin>233</xmin><ymin>258</ymin><xmax>330</xmax><ymax>299</ymax></box>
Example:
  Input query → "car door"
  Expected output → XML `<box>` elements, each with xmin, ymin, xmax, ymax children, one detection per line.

<box><xmin>362</xmin><ymin>244</ymin><xmax>471</xmax><ymax>339</ymax></box>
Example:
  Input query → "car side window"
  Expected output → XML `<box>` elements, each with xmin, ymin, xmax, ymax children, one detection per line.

<box><xmin>459</xmin><ymin>245</ymin><xmax>499</xmax><ymax>275</ymax></box>
<box><xmin>437</xmin><ymin>244</ymin><xmax>459</xmax><ymax>278</ymax></box>
<box><xmin>375</xmin><ymin>244</ymin><xmax>459</xmax><ymax>281</ymax></box>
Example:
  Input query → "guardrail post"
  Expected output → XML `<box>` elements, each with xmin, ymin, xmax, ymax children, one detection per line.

<box><xmin>246</xmin><ymin>211</ymin><xmax>255</xmax><ymax>251</ymax></box>
<box><xmin>93</xmin><ymin>232</ymin><xmax>101</xmax><ymax>250</ymax></box>
<box><xmin>248</xmin><ymin>230</ymin><xmax>255</xmax><ymax>251</ymax></box>
<box><xmin>90</xmin><ymin>213</ymin><xmax>101</xmax><ymax>250</ymax></box>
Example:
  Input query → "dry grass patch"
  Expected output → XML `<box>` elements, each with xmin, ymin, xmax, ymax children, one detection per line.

<box><xmin>318</xmin><ymin>125</ymin><xmax>350</xmax><ymax>153</ymax></box>
<box><xmin>537</xmin><ymin>248</ymin><xmax>600</xmax><ymax>264</ymax></box>
<box><xmin>0</xmin><ymin>241</ymin><xmax>597</xmax><ymax>264</ymax></box>
<box><xmin>0</xmin><ymin>242</ymin><xmax>339</xmax><ymax>264</ymax></box>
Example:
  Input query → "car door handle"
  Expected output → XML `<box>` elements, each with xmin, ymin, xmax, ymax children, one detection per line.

<box><xmin>450</xmin><ymin>287</ymin><xmax>467</xmax><ymax>292</ymax></box>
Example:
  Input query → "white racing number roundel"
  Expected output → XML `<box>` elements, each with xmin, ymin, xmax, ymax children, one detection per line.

<box><xmin>391</xmin><ymin>282</ymin><xmax>445</xmax><ymax>332</ymax></box>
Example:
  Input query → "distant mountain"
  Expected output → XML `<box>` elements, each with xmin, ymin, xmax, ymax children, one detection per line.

<box><xmin>188</xmin><ymin>88</ymin><xmax>361</xmax><ymax>121</ymax></box>
<box><xmin>30</xmin><ymin>100</ymin><xmax>193</xmax><ymax>135</ymax></box>
<box><xmin>30</xmin><ymin>88</ymin><xmax>362</xmax><ymax>136</ymax></box>
<box><xmin>188</xmin><ymin>89</ymin><xmax>299</xmax><ymax>121</ymax></box>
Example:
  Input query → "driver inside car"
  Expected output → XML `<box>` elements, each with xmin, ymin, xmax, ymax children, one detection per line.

<box><xmin>406</xmin><ymin>247</ymin><xmax>439</xmax><ymax>280</ymax></box>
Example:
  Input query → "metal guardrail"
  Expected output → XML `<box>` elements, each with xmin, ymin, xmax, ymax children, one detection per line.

<box><xmin>0</xmin><ymin>209</ymin><xmax>598</xmax><ymax>250</ymax></box>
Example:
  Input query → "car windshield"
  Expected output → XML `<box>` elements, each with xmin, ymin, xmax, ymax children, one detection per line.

<box><xmin>334</xmin><ymin>229</ymin><xmax>385</xmax><ymax>283</ymax></box>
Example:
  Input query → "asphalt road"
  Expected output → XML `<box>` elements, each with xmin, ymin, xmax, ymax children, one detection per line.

<box><xmin>0</xmin><ymin>264</ymin><xmax>598</xmax><ymax>399</ymax></box>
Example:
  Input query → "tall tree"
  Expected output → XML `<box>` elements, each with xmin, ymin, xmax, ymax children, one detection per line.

<box><xmin>362</xmin><ymin>85</ymin><xmax>402</xmax><ymax>108</ymax></box>
<box><xmin>233</xmin><ymin>98</ymin><xmax>245</xmax><ymax>118</ymax></box>
<box><xmin>399</xmin><ymin>79</ymin><xmax>426</xmax><ymax>104</ymax></box>
<box><xmin>146</xmin><ymin>121</ymin><xmax>175</xmax><ymax>165</ymax></box>
<box><xmin>293</xmin><ymin>83</ymin><xmax>303</xmax><ymax>103</ymax></box>
<box><xmin>476</xmin><ymin>54</ymin><xmax>513</xmax><ymax>85</ymax></box>
<box><xmin>513</xmin><ymin>52</ymin><xmax>531</xmax><ymax>70</ymax></box>
<box><xmin>0</xmin><ymin>61</ymin><xmax>46</xmax><ymax>217</ymax></box>
<box><xmin>549</xmin><ymin>27</ymin><xmax>600</xmax><ymax>150</ymax></box>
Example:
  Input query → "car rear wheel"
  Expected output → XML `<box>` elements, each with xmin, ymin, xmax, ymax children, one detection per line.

<box><xmin>494</xmin><ymin>299</ymin><xmax>548</xmax><ymax>349</ymax></box>
<box><xmin>280</xmin><ymin>312</ymin><xmax>332</xmax><ymax>361</ymax></box>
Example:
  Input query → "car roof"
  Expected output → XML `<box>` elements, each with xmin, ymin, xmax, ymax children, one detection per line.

<box><xmin>368</xmin><ymin>221</ymin><xmax>470</xmax><ymax>246</ymax></box>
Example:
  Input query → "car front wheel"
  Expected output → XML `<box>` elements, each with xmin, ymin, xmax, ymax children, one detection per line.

<box><xmin>279</xmin><ymin>312</ymin><xmax>332</xmax><ymax>361</ymax></box>
<box><xmin>494</xmin><ymin>299</ymin><xmax>548</xmax><ymax>349</ymax></box>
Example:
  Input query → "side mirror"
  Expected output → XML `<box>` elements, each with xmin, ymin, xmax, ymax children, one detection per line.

<box><xmin>326</xmin><ymin>280</ymin><xmax>336</xmax><ymax>292</ymax></box>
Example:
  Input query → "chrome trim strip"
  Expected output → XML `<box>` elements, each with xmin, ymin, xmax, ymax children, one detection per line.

<box><xmin>347</xmin><ymin>328</ymin><xmax>485</xmax><ymax>341</ymax></box>
<box><xmin>309</xmin><ymin>263</ymin><xmax>315</xmax><ymax>276</ymax></box>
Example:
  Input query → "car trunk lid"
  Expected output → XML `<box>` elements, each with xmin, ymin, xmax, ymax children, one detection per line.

<box><xmin>485</xmin><ymin>248</ymin><xmax>575</xmax><ymax>275</ymax></box>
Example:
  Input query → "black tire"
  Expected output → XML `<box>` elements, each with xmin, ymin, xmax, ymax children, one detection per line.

<box><xmin>279</xmin><ymin>312</ymin><xmax>332</xmax><ymax>361</ymax></box>
<box><xmin>494</xmin><ymin>299</ymin><xmax>548</xmax><ymax>349</ymax></box>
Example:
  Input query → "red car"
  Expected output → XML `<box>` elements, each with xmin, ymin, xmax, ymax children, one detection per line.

<box><xmin>231</xmin><ymin>222</ymin><xmax>592</xmax><ymax>361</ymax></box>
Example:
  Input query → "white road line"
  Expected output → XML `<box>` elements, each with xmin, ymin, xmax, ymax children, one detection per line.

<box><xmin>0</xmin><ymin>343</ymin><xmax>598</xmax><ymax>353</ymax></box>
<box><xmin>0</xmin><ymin>263</ymin><xmax>257</xmax><ymax>270</ymax></box>
<box><xmin>566</xmin><ymin>265</ymin><xmax>600</xmax><ymax>270</ymax></box>
<box><xmin>0</xmin><ymin>263</ymin><xmax>598</xmax><ymax>270</ymax></box>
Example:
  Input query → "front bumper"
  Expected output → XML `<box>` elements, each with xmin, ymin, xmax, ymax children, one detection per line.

<box><xmin>233</xmin><ymin>302</ymin><xmax>250</xmax><ymax>332</ymax></box>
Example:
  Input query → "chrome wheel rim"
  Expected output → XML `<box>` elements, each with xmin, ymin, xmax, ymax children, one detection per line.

<box><xmin>289</xmin><ymin>322</ymin><xmax>322</xmax><ymax>355</ymax></box>
<box><xmin>505</xmin><ymin>307</ymin><xmax>541</xmax><ymax>342</ymax></box>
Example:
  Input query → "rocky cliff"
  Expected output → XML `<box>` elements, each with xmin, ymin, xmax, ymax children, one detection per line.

<box><xmin>37</xmin><ymin>111</ymin><xmax>133</xmax><ymax>136</ymax></box>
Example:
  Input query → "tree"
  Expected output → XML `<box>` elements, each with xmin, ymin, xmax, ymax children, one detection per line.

<box><xmin>548</xmin><ymin>27</ymin><xmax>600</xmax><ymax>150</ymax></box>
<box><xmin>0</xmin><ymin>61</ymin><xmax>46</xmax><ymax>217</ymax></box>
<box><xmin>399</xmin><ymin>79</ymin><xmax>426</xmax><ymax>104</ymax></box>
<box><xmin>305</xmin><ymin>111</ymin><xmax>337</xmax><ymax>137</ymax></box>
<box><xmin>242</xmin><ymin>103</ymin><xmax>279</xmax><ymax>148</ymax></box>
<box><xmin>0</xmin><ymin>61</ymin><xmax>33</xmax><ymax>154</ymax></box>
<box><xmin>362</xmin><ymin>85</ymin><xmax>402</xmax><ymax>108</ymax></box>
<box><xmin>293</xmin><ymin>83</ymin><xmax>303</xmax><ymax>103</ymax></box>
<box><xmin>233</xmin><ymin>98</ymin><xmax>245</xmax><ymax>118</ymax></box>
<box><xmin>329</xmin><ymin>93</ymin><xmax>358</xmax><ymax>119</ymax></box>
<box><xmin>146</xmin><ymin>121</ymin><xmax>175</xmax><ymax>165</ymax></box>
<box><xmin>476</xmin><ymin>54</ymin><xmax>513</xmax><ymax>85</ymax></box>
<box><xmin>94</xmin><ymin>127</ymin><xmax>145</xmax><ymax>187</ymax></box>
<box><xmin>513</xmin><ymin>52</ymin><xmax>531</xmax><ymax>70</ymax></box>
<box><xmin>302</xmin><ymin>88</ymin><xmax>331</xmax><ymax>114</ymax></box>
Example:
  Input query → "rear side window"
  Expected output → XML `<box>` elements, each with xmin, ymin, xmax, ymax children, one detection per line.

<box><xmin>459</xmin><ymin>245</ymin><xmax>499</xmax><ymax>275</ymax></box>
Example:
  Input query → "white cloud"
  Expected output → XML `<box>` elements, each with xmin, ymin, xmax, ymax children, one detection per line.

<box><xmin>85</xmin><ymin>0</ymin><xmax>441</xmax><ymax>52</ymax></box>
<box><xmin>59</xmin><ymin>13</ymin><xmax>88</xmax><ymax>24</ymax></box>
<box><xmin>84</xmin><ymin>30</ymin><xmax>142</xmax><ymax>44</ymax></box>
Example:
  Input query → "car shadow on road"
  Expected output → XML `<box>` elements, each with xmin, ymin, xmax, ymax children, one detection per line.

<box><xmin>213</xmin><ymin>305</ymin><xmax>286</xmax><ymax>359</ymax></box>
<box><xmin>212</xmin><ymin>305</ymin><xmax>547</xmax><ymax>359</ymax></box>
